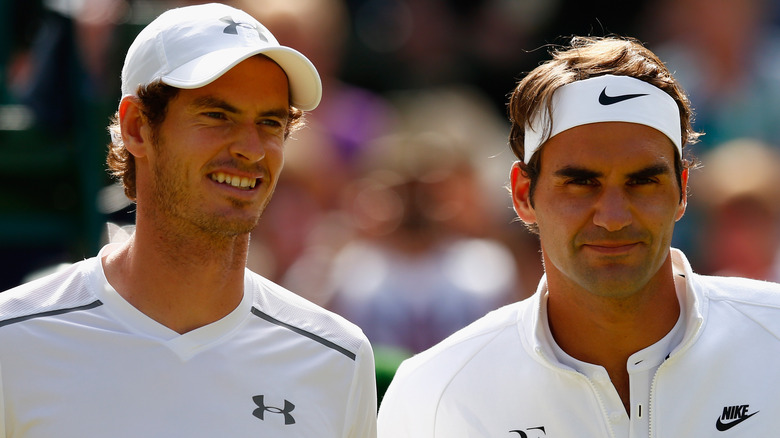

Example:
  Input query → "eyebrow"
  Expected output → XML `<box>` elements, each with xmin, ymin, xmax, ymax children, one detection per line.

<box><xmin>191</xmin><ymin>96</ymin><xmax>240</xmax><ymax>114</ymax></box>
<box><xmin>553</xmin><ymin>163</ymin><xmax>672</xmax><ymax>180</ymax></box>
<box><xmin>189</xmin><ymin>96</ymin><xmax>289</xmax><ymax>120</ymax></box>
<box><xmin>554</xmin><ymin>166</ymin><xmax>601</xmax><ymax>180</ymax></box>
<box><xmin>627</xmin><ymin>163</ymin><xmax>672</xmax><ymax>180</ymax></box>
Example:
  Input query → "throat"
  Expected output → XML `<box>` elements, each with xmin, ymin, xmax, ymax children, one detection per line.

<box><xmin>137</xmin><ymin>214</ymin><xmax>251</xmax><ymax>272</ymax></box>
<box><xmin>103</xmin><ymin>235</ymin><xmax>247</xmax><ymax>334</ymax></box>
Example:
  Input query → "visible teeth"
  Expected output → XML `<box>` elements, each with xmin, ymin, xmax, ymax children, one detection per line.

<box><xmin>210</xmin><ymin>172</ymin><xmax>256</xmax><ymax>189</ymax></box>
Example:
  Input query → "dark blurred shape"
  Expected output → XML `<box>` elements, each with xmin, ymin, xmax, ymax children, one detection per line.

<box><xmin>690</xmin><ymin>138</ymin><xmax>780</xmax><ymax>281</ymax></box>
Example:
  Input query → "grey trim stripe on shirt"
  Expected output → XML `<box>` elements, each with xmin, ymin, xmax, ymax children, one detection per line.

<box><xmin>250</xmin><ymin>307</ymin><xmax>357</xmax><ymax>360</ymax></box>
<box><xmin>0</xmin><ymin>300</ymin><xmax>103</xmax><ymax>328</ymax></box>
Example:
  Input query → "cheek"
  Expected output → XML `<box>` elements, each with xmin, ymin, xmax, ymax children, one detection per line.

<box><xmin>534</xmin><ymin>192</ymin><xmax>591</xmax><ymax>229</ymax></box>
<box><xmin>635</xmin><ymin>200</ymin><xmax>684</xmax><ymax>245</ymax></box>
<box><xmin>534</xmin><ymin>205</ymin><xmax>581</xmax><ymax>254</ymax></box>
<box><xmin>644</xmin><ymin>192</ymin><xmax>685</xmax><ymax>220</ymax></box>
<box><xmin>267</xmin><ymin>141</ymin><xmax>285</xmax><ymax>167</ymax></box>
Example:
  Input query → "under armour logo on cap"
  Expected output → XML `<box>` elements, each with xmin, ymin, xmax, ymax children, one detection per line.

<box><xmin>220</xmin><ymin>16</ymin><xmax>267</xmax><ymax>41</ymax></box>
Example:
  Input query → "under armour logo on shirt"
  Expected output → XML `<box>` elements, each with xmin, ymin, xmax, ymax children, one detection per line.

<box><xmin>252</xmin><ymin>395</ymin><xmax>296</xmax><ymax>425</ymax></box>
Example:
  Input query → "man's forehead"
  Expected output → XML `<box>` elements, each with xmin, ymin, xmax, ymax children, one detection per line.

<box><xmin>539</xmin><ymin>122</ymin><xmax>678</xmax><ymax>172</ymax></box>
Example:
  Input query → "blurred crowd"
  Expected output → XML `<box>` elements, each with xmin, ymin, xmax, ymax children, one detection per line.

<box><xmin>4</xmin><ymin>0</ymin><xmax>780</xmax><ymax>358</ymax></box>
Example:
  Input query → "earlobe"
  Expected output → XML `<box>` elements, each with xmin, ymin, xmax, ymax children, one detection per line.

<box><xmin>119</xmin><ymin>96</ymin><xmax>150</xmax><ymax>158</ymax></box>
<box><xmin>510</xmin><ymin>162</ymin><xmax>537</xmax><ymax>224</ymax></box>
<box><xmin>675</xmin><ymin>168</ymin><xmax>689</xmax><ymax>221</ymax></box>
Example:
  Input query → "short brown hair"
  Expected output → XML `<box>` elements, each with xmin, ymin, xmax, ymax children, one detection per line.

<box><xmin>107</xmin><ymin>77</ymin><xmax>305</xmax><ymax>201</ymax></box>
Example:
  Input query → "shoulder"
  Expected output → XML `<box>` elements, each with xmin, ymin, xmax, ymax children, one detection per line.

<box><xmin>246</xmin><ymin>270</ymin><xmax>371</xmax><ymax>361</ymax></box>
<box><xmin>0</xmin><ymin>258</ymin><xmax>102</xmax><ymax>326</ymax></box>
<box><xmin>693</xmin><ymin>273</ymin><xmax>780</xmax><ymax>333</ymax></box>
<box><xmin>694</xmin><ymin>273</ymin><xmax>780</xmax><ymax>305</ymax></box>
<box><xmin>388</xmin><ymin>301</ymin><xmax>524</xmax><ymax>395</ymax></box>
<box><xmin>377</xmin><ymin>302</ymin><xmax>526</xmax><ymax>434</ymax></box>
<box><xmin>675</xmin><ymin>248</ymin><xmax>780</xmax><ymax>314</ymax></box>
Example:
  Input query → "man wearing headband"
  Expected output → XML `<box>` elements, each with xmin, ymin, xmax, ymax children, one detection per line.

<box><xmin>0</xmin><ymin>4</ymin><xmax>376</xmax><ymax>437</ymax></box>
<box><xmin>378</xmin><ymin>36</ymin><xmax>780</xmax><ymax>437</ymax></box>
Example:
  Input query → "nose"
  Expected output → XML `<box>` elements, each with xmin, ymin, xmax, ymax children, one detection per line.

<box><xmin>592</xmin><ymin>187</ymin><xmax>632</xmax><ymax>231</ymax></box>
<box><xmin>229</xmin><ymin>124</ymin><xmax>267</xmax><ymax>163</ymax></box>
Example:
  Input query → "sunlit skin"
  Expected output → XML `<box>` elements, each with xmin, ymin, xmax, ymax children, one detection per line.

<box><xmin>140</xmin><ymin>57</ymin><xmax>289</xmax><ymax>239</ymax></box>
<box><xmin>103</xmin><ymin>56</ymin><xmax>291</xmax><ymax>333</ymax></box>
<box><xmin>511</xmin><ymin>122</ymin><xmax>688</xmax><ymax>413</ymax></box>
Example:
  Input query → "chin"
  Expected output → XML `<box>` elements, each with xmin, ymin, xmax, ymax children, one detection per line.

<box><xmin>576</xmin><ymin>266</ymin><xmax>654</xmax><ymax>297</ymax></box>
<box><xmin>195</xmin><ymin>214</ymin><xmax>261</xmax><ymax>237</ymax></box>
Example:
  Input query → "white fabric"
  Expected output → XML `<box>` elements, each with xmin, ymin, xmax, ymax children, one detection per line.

<box><xmin>377</xmin><ymin>249</ymin><xmax>780</xmax><ymax>437</ymax></box>
<box><xmin>546</xmin><ymin>294</ymin><xmax>685</xmax><ymax>437</ymax></box>
<box><xmin>0</xmin><ymin>245</ymin><xmax>376</xmax><ymax>438</ymax></box>
<box><xmin>524</xmin><ymin>75</ymin><xmax>681</xmax><ymax>163</ymax></box>
<box><xmin>121</xmin><ymin>3</ymin><xmax>322</xmax><ymax>110</ymax></box>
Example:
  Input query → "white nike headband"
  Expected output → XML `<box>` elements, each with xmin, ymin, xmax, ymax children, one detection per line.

<box><xmin>523</xmin><ymin>74</ymin><xmax>682</xmax><ymax>163</ymax></box>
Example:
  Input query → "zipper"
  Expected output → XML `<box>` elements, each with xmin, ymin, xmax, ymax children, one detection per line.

<box><xmin>647</xmin><ymin>317</ymin><xmax>704</xmax><ymax>437</ymax></box>
<box><xmin>647</xmin><ymin>360</ymin><xmax>662</xmax><ymax>438</ymax></box>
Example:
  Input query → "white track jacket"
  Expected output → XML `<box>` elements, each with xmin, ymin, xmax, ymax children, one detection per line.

<box><xmin>378</xmin><ymin>249</ymin><xmax>780</xmax><ymax>437</ymax></box>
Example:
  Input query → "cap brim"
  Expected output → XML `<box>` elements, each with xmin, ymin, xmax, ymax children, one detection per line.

<box><xmin>162</xmin><ymin>46</ymin><xmax>322</xmax><ymax>111</ymax></box>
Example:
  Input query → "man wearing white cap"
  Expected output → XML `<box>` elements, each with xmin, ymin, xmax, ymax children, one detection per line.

<box><xmin>0</xmin><ymin>3</ymin><xmax>376</xmax><ymax>437</ymax></box>
<box><xmin>378</xmin><ymin>36</ymin><xmax>780</xmax><ymax>437</ymax></box>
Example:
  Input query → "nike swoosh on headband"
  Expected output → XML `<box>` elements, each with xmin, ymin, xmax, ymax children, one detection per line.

<box><xmin>598</xmin><ymin>88</ymin><xmax>649</xmax><ymax>105</ymax></box>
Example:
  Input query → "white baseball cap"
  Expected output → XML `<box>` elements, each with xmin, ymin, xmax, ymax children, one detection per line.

<box><xmin>121</xmin><ymin>2</ymin><xmax>322</xmax><ymax>111</ymax></box>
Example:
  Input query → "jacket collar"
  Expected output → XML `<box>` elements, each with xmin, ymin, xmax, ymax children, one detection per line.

<box><xmin>520</xmin><ymin>248</ymin><xmax>706</xmax><ymax>365</ymax></box>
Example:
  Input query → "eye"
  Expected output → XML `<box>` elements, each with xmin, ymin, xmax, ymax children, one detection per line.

<box><xmin>259</xmin><ymin>118</ymin><xmax>283</xmax><ymax>128</ymax></box>
<box><xmin>628</xmin><ymin>177</ymin><xmax>657</xmax><ymax>186</ymax></box>
<box><xmin>203</xmin><ymin>111</ymin><xmax>227</xmax><ymax>120</ymax></box>
<box><xmin>566</xmin><ymin>177</ymin><xmax>598</xmax><ymax>186</ymax></box>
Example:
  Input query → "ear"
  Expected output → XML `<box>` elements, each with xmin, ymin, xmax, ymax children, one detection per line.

<box><xmin>119</xmin><ymin>96</ymin><xmax>151</xmax><ymax>159</ymax></box>
<box><xmin>510</xmin><ymin>161</ymin><xmax>537</xmax><ymax>225</ymax></box>
<box><xmin>675</xmin><ymin>167</ymin><xmax>689</xmax><ymax>222</ymax></box>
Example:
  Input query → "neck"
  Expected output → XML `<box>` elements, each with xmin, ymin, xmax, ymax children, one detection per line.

<box><xmin>545</xmin><ymin>256</ymin><xmax>680</xmax><ymax>413</ymax></box>
<box><xmin>103</xmin><ymin>217</ymin><xmax>251</xmax><ymax>334</ymax></box>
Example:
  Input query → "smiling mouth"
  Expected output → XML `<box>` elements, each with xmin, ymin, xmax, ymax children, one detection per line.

<box><xmin>209</xmin><ymin>172</ymin><xmax>258</xmax><ymax>190</ymax></box>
